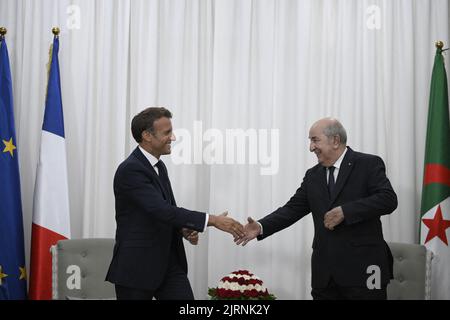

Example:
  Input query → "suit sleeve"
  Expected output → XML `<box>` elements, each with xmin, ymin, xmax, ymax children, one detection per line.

<box><xmin>258</xmin><ymin>173</ymin><xmax>311</xmax><ymax>240</ymax></box>
<box><xmin>341</xmin><ymin>156</ymin><xmax>398</xmax><ymax>225</ymax></box>
<box><xmin>115</xmin><ymin>163</ymin><xmax>207</xmax><ymax>232</ymax></box>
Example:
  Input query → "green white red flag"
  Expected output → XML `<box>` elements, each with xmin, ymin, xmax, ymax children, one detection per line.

<box><xmin>420</xmin><ymin>43</ymin><xmax>450</xmax><ymax>300</ymax></box>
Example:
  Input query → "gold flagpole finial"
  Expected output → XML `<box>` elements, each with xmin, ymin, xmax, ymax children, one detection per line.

<box><xmin>0</xmin><ymin>27</ymin><xmax>7</xmax><ymax>36</ymax></box>
<box><xmin>52</xmin><ymin>27</ymin><xmax>60</xmax><ymax>37</ymax></box>
<box><xmin>435</xmin><ymin>41</ymin><xmax>444</xmax><ymax>49</ymax></box>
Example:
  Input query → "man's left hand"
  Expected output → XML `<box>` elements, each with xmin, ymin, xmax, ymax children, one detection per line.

<box><xmin>324</xmin><ymin>206</ymin><xmax>344</xmax><ymax>230</ymax></box>
<box><xmin>182</xmin><ymin>228</ymin><xmax>199</xmax><ymax>245</ymax></box>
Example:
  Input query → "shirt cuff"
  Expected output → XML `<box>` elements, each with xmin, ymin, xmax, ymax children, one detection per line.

<box><xmin>257</xmin><ymin>221</ymin><xmax>263</xmax><ymax>235</ymax></box>
<box><xmin>204</xmin><ymin>214</ymin><xmax>209</xmax><ymax>232</ymax></box>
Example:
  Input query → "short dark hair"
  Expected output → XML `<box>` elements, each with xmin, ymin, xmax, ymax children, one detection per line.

<box><xmin>131</xmin><ymin>107</ymin><xmax>172</xmax><ymax>143</ymax></box>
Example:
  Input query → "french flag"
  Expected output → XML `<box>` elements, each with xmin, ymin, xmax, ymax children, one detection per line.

<box><xmin>29</xmin><ymin>33</ymin><xmax>70</xmax><ymax>300</ymax></box>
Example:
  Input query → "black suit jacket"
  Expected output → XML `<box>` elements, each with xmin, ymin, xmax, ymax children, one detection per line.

<box><xmin>106</xmin><ymin>147</ymin><xmax>206</xmax><ymax>291</ymax></box>
<box><xmin>258</xmin><ymin>147</ymin><xmax>397</xmax><ymax>288</ymax></box>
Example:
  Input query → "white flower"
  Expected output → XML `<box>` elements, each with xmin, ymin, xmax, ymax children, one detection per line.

<box><xmin>230</xmin><ymin>282</ymin><xmax>240</xmax><ymax>291</ymax></box>
<box><xmin>219</xmin><ymin>281</ymin><xmax>230</xmax><ymax>290</ymax></box>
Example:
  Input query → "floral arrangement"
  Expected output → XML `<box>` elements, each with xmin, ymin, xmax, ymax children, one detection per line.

<box><xmin>208</xmin><ymin>270</ymin><xmax>276</xmax><ymax>300</ymax></box>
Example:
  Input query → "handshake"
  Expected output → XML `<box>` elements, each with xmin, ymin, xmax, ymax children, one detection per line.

<box><xmin>182</xmin><ymin>206</ymin><xmax>345</xmax><ymax>246</ymax></box>
<box><xmin>182</xmin><ymin>212</ymin><xmax>260</xmax><ymax>247</ymax></box>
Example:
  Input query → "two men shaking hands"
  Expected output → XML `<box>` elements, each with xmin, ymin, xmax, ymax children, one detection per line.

<box><xmin>184</xmin><ymin>206</ymin><xmax>344</xmax><ymax>246</ymax></box>
<box><xmin>106</xmin><ymin>107</ymin><xmax>397</xmax><ymax>300</ymax></box>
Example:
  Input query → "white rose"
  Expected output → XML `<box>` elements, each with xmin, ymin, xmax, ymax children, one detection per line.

<box><xmin>222</xmin><ymin>281</ymin><xmax>231</xmax><ymax>290</ymax></box>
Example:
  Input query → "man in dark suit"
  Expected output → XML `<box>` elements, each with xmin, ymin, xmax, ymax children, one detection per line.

<box><xmin>237</xmin><ymin>118</ymin><xmax>397</xmax><ymax>300</ymax></box>
<box><xmin>106</xmin><ymin>107</ymin><xmax>245</xmax><ymax>300</ymax></box>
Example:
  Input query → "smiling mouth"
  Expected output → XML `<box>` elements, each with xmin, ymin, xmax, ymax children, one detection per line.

<box><xmin>314</xmin><ymin>152</ymin><xmax>322</xmax><ymax>161</ymax></box>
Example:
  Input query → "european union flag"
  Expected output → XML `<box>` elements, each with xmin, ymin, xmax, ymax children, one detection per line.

<box><xmin>0</xmin><ymin>32</ymin><xmax>27</xmax><ymax>299</ymax></box>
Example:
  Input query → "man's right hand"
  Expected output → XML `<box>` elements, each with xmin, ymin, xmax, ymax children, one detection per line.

<box><xmin>235</xmin><ymin>217</ymin><xmax>261</xmax><ymax>246</ymax></box>
<box><xmin>208</xmin><ymin>211</ymin><xmax>245</xmax><ymax>240</ymax></box>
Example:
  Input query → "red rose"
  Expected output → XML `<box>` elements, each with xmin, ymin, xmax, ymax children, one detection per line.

<box><xmin>217</xmin><ymin>288</ymin><xmax>226</xmax><ymax>298</ymax></box>
<box><xmin>249</xmin><ymin>289</ymin><xmax>259</xmax><ymax>297</ymax></box>
<box><xmin>234</xmin><ymin>270</ymin><xmax>252</xmax><ymax>276</ymax></box>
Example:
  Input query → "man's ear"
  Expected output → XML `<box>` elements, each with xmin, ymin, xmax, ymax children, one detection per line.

<box><xmin>142</xmin><ymin>130</ymin><xmax>152</xmax><ymax>142</ymax></box>
<box><xmin>333</xmin><ymin>135</ymin><xmax>341</xmax><ymax>148</ymax></box>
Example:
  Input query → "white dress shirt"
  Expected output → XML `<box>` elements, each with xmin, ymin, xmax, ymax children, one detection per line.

<box><xmin>327</xmin><ymin>147</ymin><xmax>348</xmax><ymax>184</ymax></box>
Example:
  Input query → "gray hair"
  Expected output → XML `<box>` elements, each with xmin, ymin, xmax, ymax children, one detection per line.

<box><xmin>323</xmin><ymin>121</ymin><xmax>347</xmax><ymax>145</ymax></box>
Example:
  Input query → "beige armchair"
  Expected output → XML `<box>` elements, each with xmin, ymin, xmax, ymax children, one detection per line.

<box><xmin>51</xmin><ymin>238</ymin><xmax>116</xmax><ymax>300</ymax></box>
<box><xmin>387</xmin><ymin>242</ymin><xmax>433</xmax><ymax>300</ymax></box>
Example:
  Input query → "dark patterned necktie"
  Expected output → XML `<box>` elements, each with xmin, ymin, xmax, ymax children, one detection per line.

<box><xmin>328</xmin><ymin>166</ymin><xmax>335</xmax><ymax>196</ymax></box>
<box><xmin>155</xmin><ymin>160</ymin><xmax>175</xmax><ymax>204</ymax></box>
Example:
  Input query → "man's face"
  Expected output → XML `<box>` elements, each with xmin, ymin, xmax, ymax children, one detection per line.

<box><xmin>308</xmin><ymin>123</ymin><xmax>337</xmax><ymax>167</ymax></box>
<box><xmin>147</xmin><ymin>117</ymin><xmax>175</xmax><ymax>157</ymax></box>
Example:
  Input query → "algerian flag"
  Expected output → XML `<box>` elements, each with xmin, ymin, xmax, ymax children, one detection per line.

<box><xmin>420</xmin><ymin>42</ymin><xmax>450</xmax><ymax>300</ymax></box>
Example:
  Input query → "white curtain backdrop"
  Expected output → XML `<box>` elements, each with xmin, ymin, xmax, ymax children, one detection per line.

<box><xmin>0</xmin><ymin>0</ymin><xmax>448</xmax><ymax>299</ymax></box>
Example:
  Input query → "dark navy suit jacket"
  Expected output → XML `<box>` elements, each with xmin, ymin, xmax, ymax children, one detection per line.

<box><xmin>106</xmin><ymin>147</ymin><xmax>206</xmax><ymax>291</ymax></box>
<box><xmin>258</xmin><ymin>147</ymin><xmax>397</xmax><ymax>288</ymax></box>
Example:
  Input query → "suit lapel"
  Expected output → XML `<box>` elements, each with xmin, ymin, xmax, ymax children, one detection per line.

<box><xmin>312</xmin><ymin>164</ymin><xmax>329</xmax><ymax>199</ymax></box>
<box><xmin>330</xmin><ymin>147</ymin><xmax>355</xmax><ymax>204</ymax></box>
<box><xmin>157</xmin><ymin>161</ymin><xmax>177</xmax><ymax>206</ymax></box>
<box><xmin>132</xmin><ymin>147</ymin><xmax>171</xmax><ymax>201</ymax></box>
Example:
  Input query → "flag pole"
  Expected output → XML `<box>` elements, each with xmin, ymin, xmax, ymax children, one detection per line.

<box><xmin>436</xmin><ymin>40</ymin><xmax>449</xmax><ymax>53</ymax></box>
<box><xmin>0</xmin><ymin>27</ymin><xmax>6</xmax><ymax>39</ymax></box>
<box><xmin>52</xmin><ymin>27</ymin><xmax>60</xmax><ymax>38</ymax></box>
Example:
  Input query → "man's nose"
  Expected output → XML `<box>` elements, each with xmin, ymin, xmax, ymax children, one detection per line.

<box><xmin>171</xmin><ymin>133</ymin><xmax>176</xmax><ymax>141</ymax></box>
<box><xmin>309</xmin><ymin>142</ymin><xmax>315</xmax><ymax>152</ymax></box>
